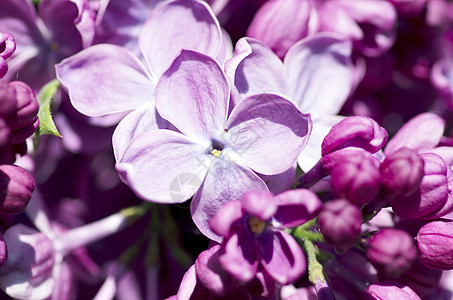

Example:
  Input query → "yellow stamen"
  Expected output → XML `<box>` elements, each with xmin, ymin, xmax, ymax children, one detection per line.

<box><xmin>211</xmin><ymin>149</ymin><xmax>221</xmax><ymax>158</ymax></box>
<box><xmin>248</xmin><ymin>216</ymin><xmax>267</xmax><ymax>234</ymax></box>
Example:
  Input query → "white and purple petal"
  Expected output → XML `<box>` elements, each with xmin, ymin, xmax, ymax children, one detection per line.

<box><xmin>225</xmin><ymin>93</ymin><xmax>312</xmax><ymax>175</ymax></box>
<box><xmin>139</xmin><ymin>0</ymin><xmax>222</xmax><ymax>79</ymax></box>
<box><xmin>56</xmin><ymin>44</ymin><xmax>154</xmax><ymax>117</ymax></box>
<box><xmin>116</xmin><ymin>130</ymin><xmax>210</xmax><ymax>203</ymax></box>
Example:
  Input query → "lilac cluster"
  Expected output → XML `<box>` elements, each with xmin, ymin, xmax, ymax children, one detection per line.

<box><xmin>1</xmin><ymin>0</ymin><xmax>453</xmax><ymax>299</ymax></box>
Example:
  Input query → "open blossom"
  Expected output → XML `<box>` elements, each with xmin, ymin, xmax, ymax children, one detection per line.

<box><xmin>0</xmin><ymin>32</ymin><xmax>15</xmax><ymax>79</ymax></box>
<box><xmin>205</xmin><ymin>190</ymin><xmax>321</xmax><ymax>290</ymax></box>
<box><xmin>116</xmin><ymin>50</ymin><xmax>311</xmax><ymax>241</ymax></box>
<box><xmin>56</xmin><ymin>0</ymin><xmax>225</xmax><ymax>157</ymax></box>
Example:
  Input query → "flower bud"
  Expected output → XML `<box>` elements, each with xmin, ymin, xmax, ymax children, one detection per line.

<box><xmin>0</xmin><ymin>164</ymin><xmax>35</xmax><ymax>214</ymax></box>
<box><xmin>0</xmin><ymin>224</ymin><xmax>55</xmax><ymax>300</ymax></box>
<box><xmin>5</xmin><ymin>81</ymin><xmax>39</xmax><ymax>131</ymax></box>
<box><xmin>323</xmin><ymin>148</ymin><xmax>381</xmax><ymax>206</ymax></box>
<box><xmin>380</xmin><ymin>148</ymin><xmax>424</xmax><ymax>197</ymax></box>
<box><xmin>318</xmin><ymin>199</ymin><xmax>362</xmax><ymax>252</ymax></box>
<box><xmin>391</xmin><ymin>152</ymin><xmax>451</xmax><ymax>220</ymax></box>
<box><xmin>321</xmin><ymin>116</ymin><xmax>388</xmax><ymax>156</ymax></box>
<box><xmin>0</xmin><ymin>82</ymin><xmax>17</xmax><ymax>118</ymax></box>
<box><xmin>366</xmin><ymin>229</ymin><xmax>417</xmax><ymax>277</ymax></box>
<box><xmin>363</xmin><ymin>280</ymin><xmax>421</xmax><ymax>300</ymax></box>
<box><xmin>417</xmin><ymin>220</ymin><xmax>453</xmax><ymax>270</ymax></box>
<box><xmin>0</xmin><ymin>33</ymin><xmax>16</xmax><ymax>60</ymax></box>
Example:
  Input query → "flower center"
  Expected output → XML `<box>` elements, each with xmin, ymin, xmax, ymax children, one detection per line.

<box><xmin>248</xmin><ymin>216</ymin><xmax>267</xmax><ymax>234</ymax></box>
<box><xmin>210</xmin><ymin>140</ymin><xmax>224</xmax><ymax>158</ymax></box>
<box><xmin>50</xmin><ymin>42</ymin><xmax>59</xmax><ymax>52</ymax></box>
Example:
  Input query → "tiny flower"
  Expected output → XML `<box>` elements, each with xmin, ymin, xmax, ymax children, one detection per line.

<box><xmin>366</xmin><ymin>228</ymin><xmax>417</xmax><ymax>277</ymax></box>
<box><xmin>417</xmin><ymin>220</ymin><xmax>453</xmax><ymax>270</ymax></box>
<box><xmin>318</xmin><ymin>199</ymin><xmax>362</xmax><ymax>252</ymax></box>
<box><xmin>210</xmin><ymin>189</ymin><xmax>321</xmax><ymax>285</ymax></box>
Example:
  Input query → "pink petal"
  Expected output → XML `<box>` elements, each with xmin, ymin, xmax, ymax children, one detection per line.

<box><xmin>56</xmin><ymin>44</ymin><xmax>154</xmax><ymax>117</ymax></box>
<box><xmin>258</xmin><ymin>231</ymin><xmax>306</xmax><ymax>285</ymax></box>
<box><xmin>155</xmin><ymin>50</ymin><xmax>229</xmax><ymax>144</ymax></box>
<box><xmin>116</xmin><ymin>130</ymin><xmax>210</xmax><ymax>203</ymax></box>
<box><xmin>139</xmin><ymin>0</ymin><xmax>222</xmax><ymax>79</ymax></box>
<box><xmin>191</xmin><ymin>159</ymin><xmax>268</xmax><ymax>242</ymax></box>
<box><xmin>225</xmin><ymin>93</ymin><xmax>312</xmax><ymax>175</ymax></box>
<box><xmin>285</xmin><ymin>33</ymin><xmax>354</xmax><ymax>117</ymax></box>
<box><xmin>384</xmin><ymin>113</ymin><xmax>445</xmax><ymax>155</ymax></box>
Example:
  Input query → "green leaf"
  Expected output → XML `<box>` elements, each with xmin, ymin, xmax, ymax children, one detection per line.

<box><xmin>34</xmin><ymin>79</ymin><xmax>62</xmax><ymax>143</ymax></box>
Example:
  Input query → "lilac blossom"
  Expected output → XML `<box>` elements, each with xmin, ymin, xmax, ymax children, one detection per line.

<box><xmin>225</xmin><ymin>33</ymin><xmax>355</xmax><ymax>172</ymax></box>
<box><xmin>207</xmin><ymin>189</ymin><xmax>321</xmax><ymax>287</ymax></box>
<box><xmin>247</xmin><ymin>0</ymin><xmax>397</xmax><ymax>58</ymax></box>
<box><xmin>116</xmin><ymin>50</ymin><xmax>311</xmax><ymax>241</ymax></box>
<box><xmin>0</xmin><ymin>0</ymin><xmax>94</xmax><ymax>90</ymax></box>
<box><xmin>56</xmin><ymin>0</ymin><xmax>225</xmax><ymax>158</ymax></box>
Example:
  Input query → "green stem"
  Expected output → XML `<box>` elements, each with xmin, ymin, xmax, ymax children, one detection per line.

<box><xmin>303</xmin><ymin>240</ymin><xmax>325</xmax><ymax>284</ymax></box>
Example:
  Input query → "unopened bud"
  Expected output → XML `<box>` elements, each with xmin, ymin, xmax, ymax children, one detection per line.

<box><xmin>417</xmin><ymin>220</ymin><xmax>453</xmax><ymax>270</ymax></box>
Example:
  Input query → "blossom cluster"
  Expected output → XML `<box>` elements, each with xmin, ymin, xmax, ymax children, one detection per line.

<box><xmin>0</xmin><ymin>0</ymin><xmax>453</xmax><ymax>299</ymax></box>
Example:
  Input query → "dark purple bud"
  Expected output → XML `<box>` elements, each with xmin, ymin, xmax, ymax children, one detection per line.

<box><xmin>366</xmin><ymin>229</ymin><xmax>417</xmax><ymax>277</ymax></box>
<box><xmin>391</xmin><ymin>152</ymin><xmax>450</xmax><ymax>220</ymax></box>
<box><xmin>0</xmin><ymin>82</ymin><xmax>17</xmax><ymax>118</ymax></box>
<box><xmin>363</xmin><ymin>280</ymin><xmax>421</xmax><ymax>300</ymax></box>
<box><xmin>0</xmin><ymin>33</ymin><xmax>15</xmax><ymax>60</ymax></box>
<box><xmin>0</xmin><ymin>164</ymin><xmax>35</xmax><ymax>214</ymax></box>
<box><xmin>5</xmin><ymin>81</ymin><xmax>39</xmax><ymax>131</ymax></box>
<box><xmin>417</xmin><ymin>220</ymin><xmax>453</xmax><ymax>270</ymax></box>
<box><xmin>318</xmin><ymin>199</ymin><xmax>362</xmax><ymax>253</ymax></box>
<box><xmin>8</xmin><ymin>119</ymin><xmax>40</xmax><ymax>145</ymax></box>
<box><xmin>321</xmin><ymin>116</ymin><xmax>388</xmax><ymax>156</ymax></box>
<box><xmin>397</xmin><ymin>258</ymin><xmax>442</xmax><ymax>297</ymax></box>
<box><xmin>380</xmin><ymin>148</ymin><xmax>424</xmax><ymax>197</ymax></box>
<box><xmin>323</xmin><ymin>148</ymin><xmax>381</xmax><ymax>206</ymax></box>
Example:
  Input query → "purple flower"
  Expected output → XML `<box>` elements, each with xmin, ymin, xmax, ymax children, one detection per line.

<box><xmin>225</xmin><ymin>33</ymin><xmax>355</xmax><ymax>171</ymax></box>
<box><xmin>0</xmin><ymin>0</ymin><xmax>93</xmax><ymax>90</ymax></box>
<box><xmin>318</xmin><ymin>199</ymin><xmax>362</xmax><ymax>252</ymax></box>
<box><xmin>247</xmin><ymin>0</ymin><xmax>397</xmax><ymax>58</ymax></box>
<box><xmin>366</xmin><ymin>228</ymin><xmax>417</xmax><ymax>277</ymax></box>
<box><xmin>56</xmin><ymin>0</ymin><xmax>225</xmax><ymax>159</ymax></box>
<box><xmin>115</xmin><ymin>50</ymin><xmax>311</xmax><ymax>241</ymax></box>
<box><xmin>209</xmin><ymin>189</ymin><xmax>321</xmax><ymax>285</ymax></box>
<box><xmin>417</xmin><ymin>220</ymin><xmax>453</xmax><ymax>270</ymax></box>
